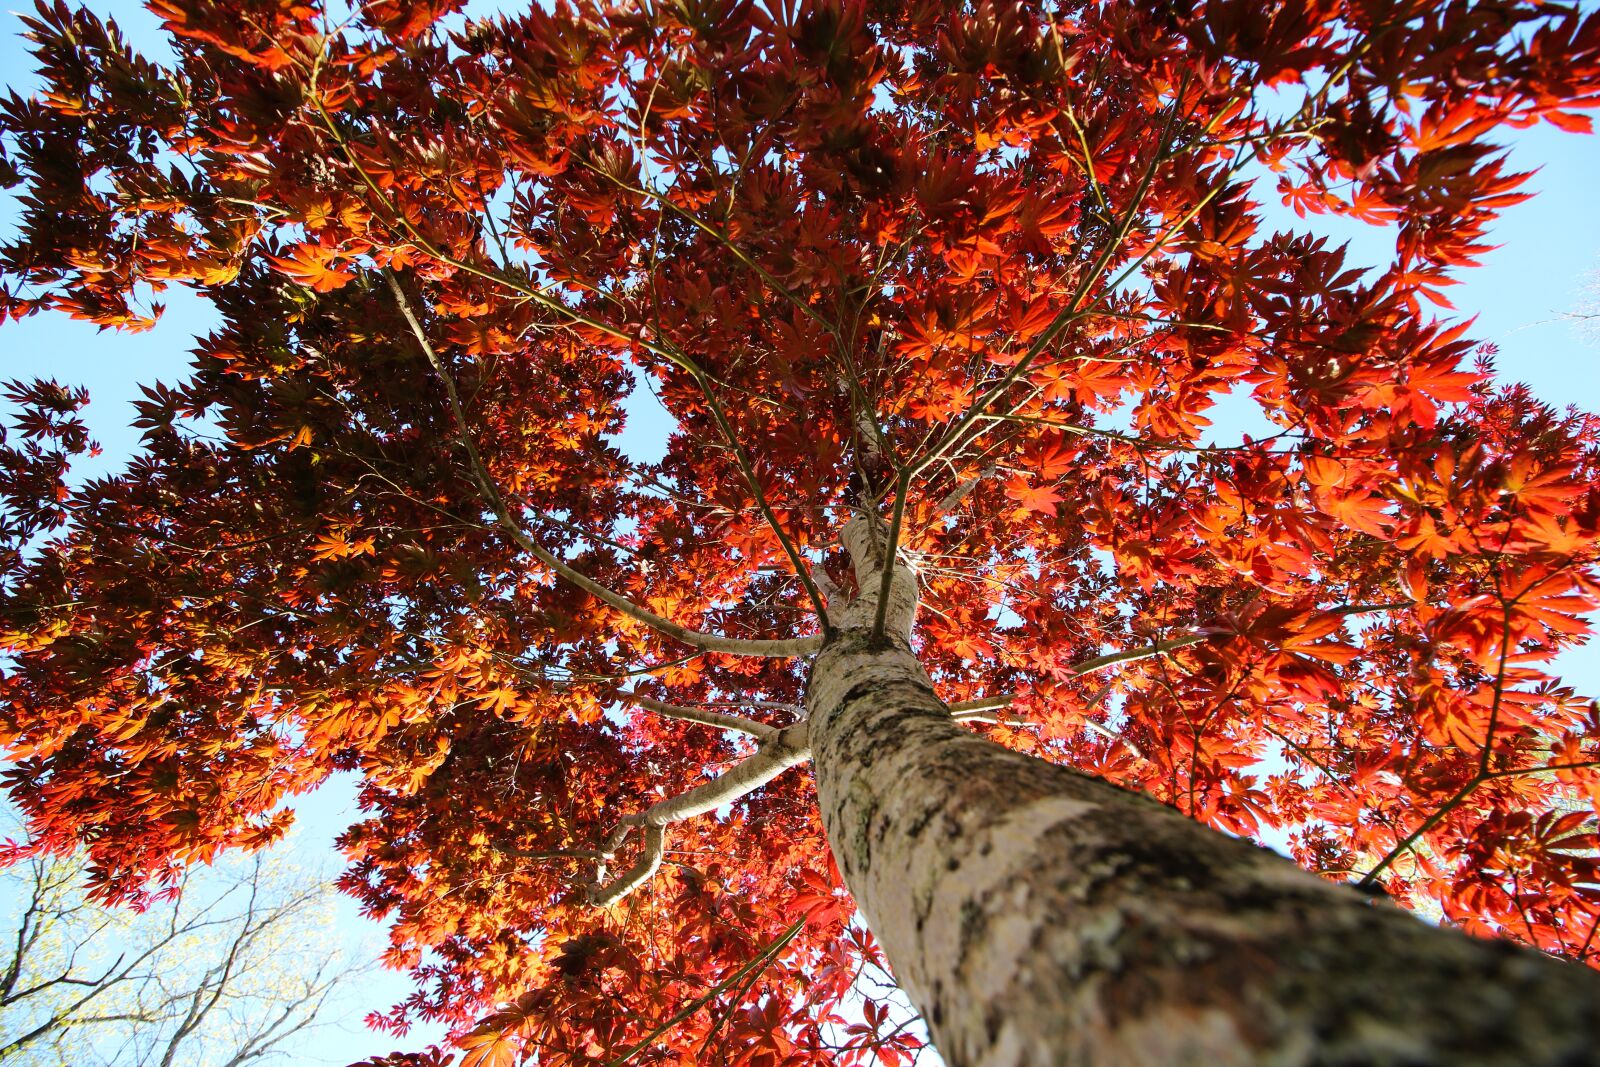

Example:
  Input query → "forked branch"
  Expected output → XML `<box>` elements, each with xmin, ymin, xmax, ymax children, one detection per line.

<box><xmin>589</xmin><ymin>723</ymin><xmax>812</xmax><ymax>907</ymax></box>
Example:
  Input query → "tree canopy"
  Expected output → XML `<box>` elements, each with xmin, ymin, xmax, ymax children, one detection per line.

<box><xmin>2</xmin><ymin>1</ymin><xmax>1600</xmax><ymax>1064</ymax></box>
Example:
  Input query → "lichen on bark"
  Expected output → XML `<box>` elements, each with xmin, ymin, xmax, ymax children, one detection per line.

<box><xmin>804</xmin><ymin>520</ymin><xmax>1600</xmax><ymax>1067</ymax></box>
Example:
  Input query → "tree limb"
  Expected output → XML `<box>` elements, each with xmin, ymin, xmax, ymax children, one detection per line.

<box><xmin>934</xmin><ymin>463</ymin><xmax>995</xmax><ymax>515</ymax></box>
<box><xmin>1069</xmin><ymin>633</ymin><xmax>1211</xmax><ymax>675</ymax></box>
<box><xmin>619</xmin><ymin>691</ymin><xmax>780</xmax><ymax>743</ymax></box>
<box><xmin>589</xmin><ymin>723</ymin><xmax>812</xmax><ymax>907</ymax></box>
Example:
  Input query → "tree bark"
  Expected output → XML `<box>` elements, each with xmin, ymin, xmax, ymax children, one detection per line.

<box><xmin>804</xmin><ymin>520</ymin><xmax>1600</xmax><ymax>1067</ymax></box>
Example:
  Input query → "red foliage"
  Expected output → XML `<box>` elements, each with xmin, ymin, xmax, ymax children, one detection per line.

<box><xmin>2</xmin><ymin>0</ymin><xmax>1600</xmax><ymax>1062</ymax></box>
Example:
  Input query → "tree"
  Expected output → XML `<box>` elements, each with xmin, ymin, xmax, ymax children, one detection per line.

<box><xmin>2</xmin><ymin>0</ymin><xmax>1600</xmax><ymax>1063</ymax></box>
<box><xmin>0</xmin><ymin>824</ymin><xmax>358</xmax><ymax>1065</ymax></box>
<box><xmin>1572</xmin><ymin>269</ymin><xmax>1600</xmax><ymax>345</ymax></box>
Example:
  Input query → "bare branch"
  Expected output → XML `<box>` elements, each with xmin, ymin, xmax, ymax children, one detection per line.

<box><xmin>0</xmin><ymin>839</ymin><xmax>357</xmax><ymax>1065</ymax></box>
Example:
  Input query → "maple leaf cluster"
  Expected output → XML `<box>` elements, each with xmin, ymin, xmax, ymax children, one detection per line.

<box><xmin>2</xmin><ymin>0</ymin><xmax>1600</xmax><ymax>1063</ymax></box>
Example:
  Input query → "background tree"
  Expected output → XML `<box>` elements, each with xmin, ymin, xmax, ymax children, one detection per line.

<box><xmin>1571</xmin><ymin>268</ymin><xmax>1600</xmax><ymax>345</ymax></box>
<box><xmin>3</xmin><ymin>0</ymin><xmax>1600</xmax><ymax>1064</ymax></box>
<box><xmin>0</xmin><ymin>821</ymin><xmax>359</xmax><ymax>1065</ymax></box>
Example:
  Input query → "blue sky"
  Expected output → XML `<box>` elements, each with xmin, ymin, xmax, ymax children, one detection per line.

<box><xmin>2</xmin><ymin>3</ymin><xmax>1599</xmax><ymax>1064</ymax></box>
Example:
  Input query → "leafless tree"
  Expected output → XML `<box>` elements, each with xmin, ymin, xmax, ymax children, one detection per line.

<box><xmin>0</xmin><ymin>839</ymin><xmax>362</xmax><ymax>1066</ymax></box>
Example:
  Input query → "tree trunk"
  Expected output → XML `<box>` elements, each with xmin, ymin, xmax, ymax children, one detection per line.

<box><xmin>804</xmin><ymin>519</ymin><xmax>1600</xmax><ymax>1067</ymax></box>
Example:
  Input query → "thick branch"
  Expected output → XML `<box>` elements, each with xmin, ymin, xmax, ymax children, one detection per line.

<box><xmin>589</xmin><ymin>724</ymin><xmax>812</xmax><ymax>907</ymax></box>
<box><xmin>946</xmin><ymin>695</ymin><xmax>1028</xmax><ymax>727</ymax></box>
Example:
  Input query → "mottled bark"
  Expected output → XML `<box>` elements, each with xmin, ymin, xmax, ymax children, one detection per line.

<box><xmin>806</xmin><ymin>523</ymin><xmax>1600</xmax><ymax>1067</ymax></box>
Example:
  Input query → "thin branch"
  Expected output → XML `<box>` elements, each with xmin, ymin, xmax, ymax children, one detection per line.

<box><xmin>871</xmin><ymin>471</ymin><xmax>912</xmax><ymax>640</ymax></box>
<box><xmin>1069</xmin><ymin>633</ymin><xmax>1211</xmax><ymax>675</ymax></box>
<box><xmin>1355</xmin><ymin>779</ymin><xmax>1477</xmax><ymax>890</ymax></box>
<box><xmin>946</xmin><ymin>602</ymin><xmax>1409</xmax><ymax>721</ymax></box>
<box><xmin>619</xmin><ymin>691</ymin><xmax>779</xmax><ymax>743</ymax></box>
<box><xmin>1485</xmin><ymin>759</ymin><xmax>1600</xmax><ymax>779</ymax></box>
<box><xmin>689</xmin><ymin>369</ymin><xmax>837</xmax><ymax>633</ymax></box>
<box><xmin>496</xmin><ymin>845</ymin><xmax>607</xmax><ymax>864</ymax></box>
<box><xmin>309</xmin><ymin>88</ymin><xmax>829</xmax><ymax>640</ymax></box>
<box><xmin>1357</xmin><ymin>756</ymin><xmax>1600</xmax><ymax>889</ymax></box>
<box><xmin>903</xmin><ymin>81</ymin><xmax>1189</xmax><ymax>484</ymax></box>
<box><xmin>599</xmin><ymin>918</ymin><xmax>806</xmax><ymax>1067</ymax></box>
<box><xmin>947</xmin><ymin>694</ymin><xmax>1015</xmax><ymax>717</ymax></box>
